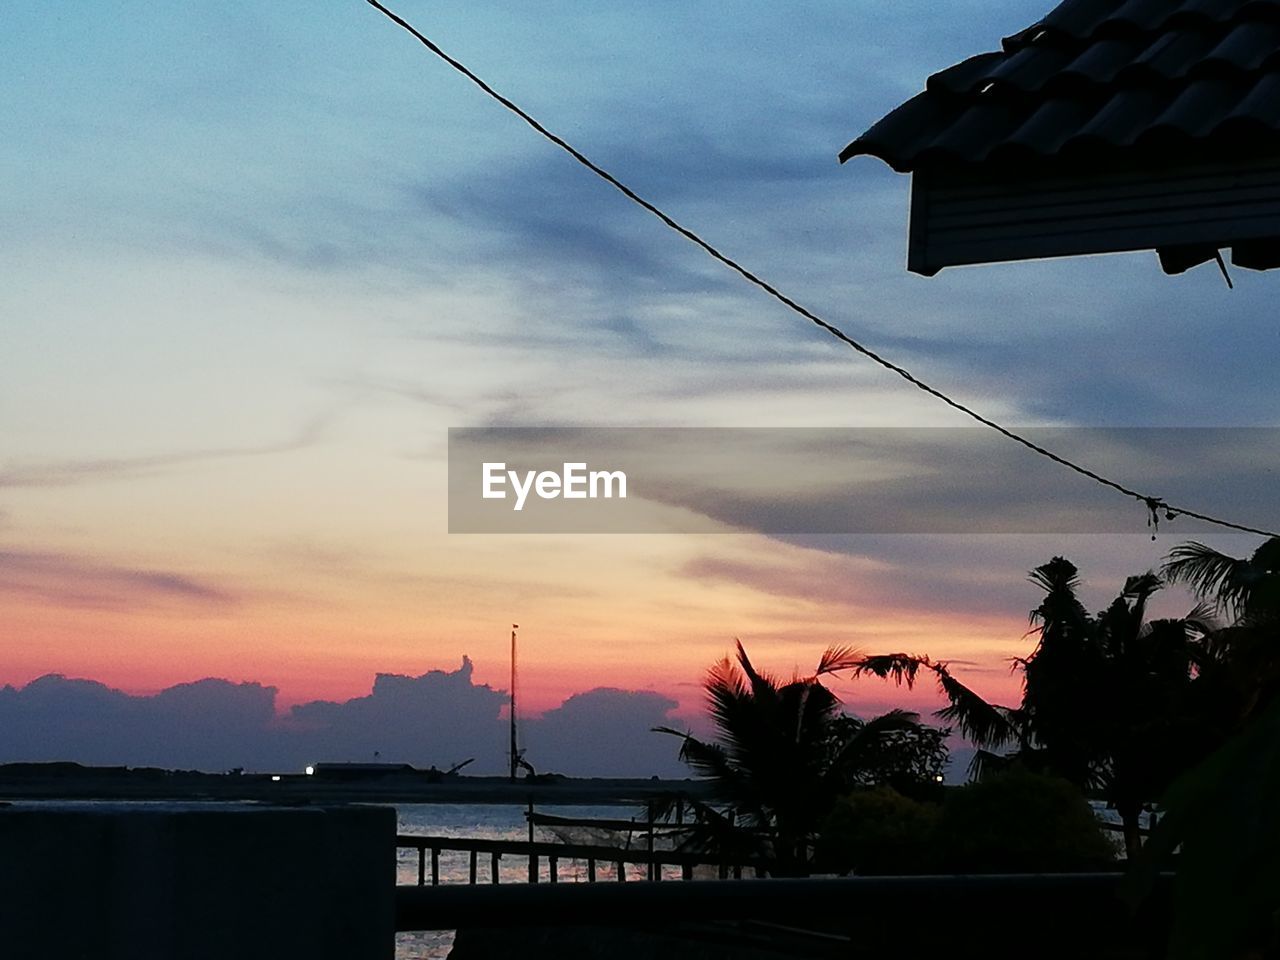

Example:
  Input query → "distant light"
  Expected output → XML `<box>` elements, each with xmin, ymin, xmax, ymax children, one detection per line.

<box><xmin>271</xmin><ymin>775</ymin><xmax>282</xmax><ymax>782</ymax></box>
<box><xmin>934</xmin><ymin>774</ymin><xmax>945</xmax><ymax>783</ymax></box>
<box><xmin>305</xmin><ymin>765</ymin><xmax>315</xmax><ymax>776</ymax></box>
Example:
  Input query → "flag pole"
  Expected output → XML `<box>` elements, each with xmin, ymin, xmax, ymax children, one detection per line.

<box><xmin>509</xmin><ymin>623</ymin><xmax>519</xmax><ymax>782</ymax></box>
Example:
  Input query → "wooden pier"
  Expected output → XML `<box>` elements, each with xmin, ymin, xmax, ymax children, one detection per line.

<box><xmin>397</xmin><ymin>834</ymin><xmax>765</xmax><ymax>886</ymax></box>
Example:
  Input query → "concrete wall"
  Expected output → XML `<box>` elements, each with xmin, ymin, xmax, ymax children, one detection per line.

<box><xmin>0</xmin><ymin>802</ymin><xmax>395</xmax><ymax>960</ymax></box>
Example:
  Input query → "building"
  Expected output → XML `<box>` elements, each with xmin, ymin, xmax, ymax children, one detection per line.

<box><xmin>840</xmin><ymin>0</ymin><xmax>1280</xmax><ymax>280</ymax></box>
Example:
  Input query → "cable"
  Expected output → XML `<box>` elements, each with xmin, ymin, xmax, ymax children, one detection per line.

<box><xmin>364</xmin><ymin>0</ymin><xmax>1279</xmax><ymax>540</ymax></box>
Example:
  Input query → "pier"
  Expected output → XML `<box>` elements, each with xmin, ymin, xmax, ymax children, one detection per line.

<box><xmin>398</xmin><ymin>833</ymin><xmax>764</xmax><ymax>886</ymax></box>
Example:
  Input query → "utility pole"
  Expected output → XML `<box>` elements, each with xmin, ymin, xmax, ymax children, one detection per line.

<box><xmin>508</xmin><ymin>623</ymin><xmax>519</xmax><ymax>782</ymax></box>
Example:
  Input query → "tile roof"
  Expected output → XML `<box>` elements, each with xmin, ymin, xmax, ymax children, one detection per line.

<box><xmin>840</xmin><ymin>0</ymin><xmax>1280</xmax><ymax>171</ymax></box>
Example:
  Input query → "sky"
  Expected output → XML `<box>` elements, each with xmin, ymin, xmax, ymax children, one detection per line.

<box><xmin>2</xmin><ymin>1</ymin><xmax>1276</xmax><ymax>775</ymax></box>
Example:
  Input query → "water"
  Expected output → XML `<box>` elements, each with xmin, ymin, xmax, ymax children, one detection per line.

<box><xmin>394</xmin><ymin>801</ymin><xmax>1149</xmax><ymax>959</ymax></box>
<box><xmin>393</xmin><ymin>803</ymin><xmax>655</xmax><ymax>960</ymax></box>
<box><xmin>8</xmin><ymin>798</ymin><xmax>1141</xmax><ymax>958</ymax></box>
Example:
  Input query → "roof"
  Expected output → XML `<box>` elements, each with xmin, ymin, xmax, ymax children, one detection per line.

<box><xmin>840</xmin><ymin>0</ymin><xmax>1280</xmax><ymax>172</ymax></box>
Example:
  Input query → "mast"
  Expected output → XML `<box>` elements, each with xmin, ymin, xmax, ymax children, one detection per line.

<box><xmin>509</xmin><ymin>623</ymin><xmax>519</xmax><ymax>781</ymax></box>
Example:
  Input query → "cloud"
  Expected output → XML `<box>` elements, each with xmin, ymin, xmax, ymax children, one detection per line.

<box><xmin>859</xmin><ymin>266</ymin><xmax>1280</xmax><ymax>428</ymax></box>
<box><xmin>283</xmin><ymin>657</ymin><xmax>509</xmax><ymax>769</ymax></box>
<box><xmin>449</xmin><ymin>427</ymin><xmax>1280</xmax><ymax>536</ymax></box>
<box><xmin>0</xmin><ymin>661</ymin><xmax>689</xmax><ymax>776</ymax></box>
<box><xmin>523</xmin><ymin>688</ymin><xmax>685</xmax><ymax>778</ymax></box>
<box><xmin>677</xmin><ymin>533</ymin><xmax>1210</xmax><ymax>639</ymax></box>
<box><xmin>0</xmin><ymin>412</ymin><xmax>331</xmax><ymax>489</ymax></box>
<box><xmin>0</xmin><ymin>551</ymin><xmax>237</xmax><ymax>612</ymax></box>
<box><xmin>0</xmin><ymin>675</ymin><xmax>279</xmax><ymax>770</ymax></box>
<box><xmin>6</xmin><ymin>1</ymin><xmax>1278</xmax><ymax>794</ymax></box>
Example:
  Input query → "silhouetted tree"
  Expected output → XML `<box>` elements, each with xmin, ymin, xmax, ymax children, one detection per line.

<box><xmin>857</xmin><ymin>557</ymin><xmax>1215</xmax><ymax>859</ymax></box>
<box><xmin>823</xmin><ymin>713</ymin><xmax>948</xmax><ymax>796</ymax></box>
<box><xmin>1162</xmin><ymin>536</ymin><xmax>1280</xmax><ymax>622</ymax></box>
<box><xmin>1127</xmin><ymin>538</ymin><xmax>1280</xmax><ymax>958</ymax></box>
<box><xmin>655</xmin><ymin>641</ymin><xmax>942</xmax><ymax>875</ymax></box>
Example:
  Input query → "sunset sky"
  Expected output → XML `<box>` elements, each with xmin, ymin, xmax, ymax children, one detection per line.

<box><xmin>3</xmin><ymin>1</ymin><xmax>1275</xmax><ymax>772</ymax></box>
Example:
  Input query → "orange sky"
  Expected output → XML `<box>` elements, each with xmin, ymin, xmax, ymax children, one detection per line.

<box><xmin>3</xmin><ymin>0</ymin><xmax>1260</xmax><ymax>750</ymax></box>
<box><xmin>0</xmin><ymin>508</ymin><xmax>1049</xmax><ymax>721</ymax></box>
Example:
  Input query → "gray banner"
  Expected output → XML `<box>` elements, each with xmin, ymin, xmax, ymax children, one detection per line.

<box><xmin>447</xmin><ymin>427</ymin><xmax>1279</xmax><ymax>534</ymax></box>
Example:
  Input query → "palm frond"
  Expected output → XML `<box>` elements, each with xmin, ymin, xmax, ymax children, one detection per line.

<box><xmin>653</xmin><ymin>726</ymin><xmax>738</xmax><ymax>784</ymax></box>
<box><xmin>734</xmin><ymin>639</ymin><xmax>778</xmax><ymax>702</ymax></box>
<box><xmin>671</xmin><ymin>798</ymin><xmax>768</xmax><ymax>859</ymax></box>
<box><xmin>703</xmin><ymin>656</ymin><xmax>759</xmax><ymax>753</ymax></box>
<box><xmin>1162</xmin><ymin>541</ymin><xmax>1252</xmax><ymax>617</ymax></box>
<box><xmin>934</xmin><ymin>667</ymin><xmax>1017</xmax><ymax>748</ymax></box>
<box><xmin>787</xmin><ymin>677</ymin><xmax>841</xmax><ymax>745</ymax></box>
<box><xmin>968</xmin><ymin>748</ymin><xmax>1014</xmax><ymax>782</ymax></box>
<box><xmin>1181</xmin><ymin>601</ymin><xmax>1221</xmax><ymax>637</ymax></box>
<box><xmin>1028</xmin><ymin>556</ymin><xmax>1080</xmax><ymax>592</ymax></box>
<box><xmin>1122</xmin><ymin>571</ymin><xmax>1163</xmax><ymax>602</ymax></box>
<box><xmin>816</xmin><ymin>644</ymin><xmax>862</xmax><ymax>677</ymax></box>
<box><xmin>853</xmin><ymin>653</ymin><xmax>926</xmax><ymax>688</ymax></box>
<box><xmin>1138</xmin><ymin>602</ymin><xmax>1219</xmax><ymax>647</ymax></box>
<box><xmin>1120</xmin><ymin>571</ymin><xmax>1163</xmax><ymax>632</ymax></box>
<box><xmin>829</xmin><ymin>708</ymin><xmax>923</xmax><ymax>771</ymax></box>
<box><xmin>867</xmin><ymin>707</ymin><xmax>922</xmax><ymax>727</ymax></box>
<box><xmin>857</xmin><ymin>653</ymin><xmax>1016</xmax><ymax>748</ymax></box>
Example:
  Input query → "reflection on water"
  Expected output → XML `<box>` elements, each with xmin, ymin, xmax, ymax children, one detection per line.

<box><xmin>393</xmin><ymin>803</ymin><xmax>650</xmax><ymax>960</ymax></box>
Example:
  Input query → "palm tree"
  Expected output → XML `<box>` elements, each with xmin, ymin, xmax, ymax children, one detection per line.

<box><xmin>856</xmin><ymin>557</ymin><xmax>1213</xmax><ymax>859</ymax></box>
<box><xmin>1162</xmin><ymin>537</ymin><xmax>1280</xmax><ymax>622</ymax></box>
<box><xmin>1090</xmin><ymin>573</ymin><xmax>1217</xmax><ymax>856</ymax></box>
<box><xmin>1127</xmin><ymin>538</ymin><xmax>1280</xmax><ymax>957</ymax></box>
<box><xmin>655</xmin><ymin>640</ymin><xmax>936</xmax><ymax>876</ymax></box>
<box><xmin>1162</xmin><ymin>537</ymin><xmax>1280</xmax><ymax>736</ymax></box>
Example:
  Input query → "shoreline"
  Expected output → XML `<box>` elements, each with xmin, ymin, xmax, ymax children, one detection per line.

<box><xmin>0</xmin><ymin>763</ymin><xmax>709</xmax><ymax>806</ymax></box>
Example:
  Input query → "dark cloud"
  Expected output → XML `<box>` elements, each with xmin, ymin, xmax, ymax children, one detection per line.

<box><xmin>0</xmin><ymin>661</ymin><xmax>688</xmax><ymax>776</ymax></box>
<box><xmin>283</xmin><ymin>658</ymin><xmax>508</xmax><ymax>768</ymax></box>
<box><xmin>0</xmin><ymin>675</ymin><xmax>279</xmax><ymax>770</ymax></box>
<box><xmin>680</xmin><ymin>548</ymin><xmax>1030</xmax><ymax>625</ymax></box>
<box><xmin>680</xmin><ymin>530</ymin><xmax>1243</xmax><ymax>631</ymax></box>
<box><xmin>451</xmin><ymin>427</ymin><xmax>1280</xmax><ymax>536</ymax></box>
<box><xmin>859</xmin><ymin>263</ymin><xmax>1280</xmax><ymax>428</ymax></box>
<box><xmin>374</xmin><ymin>103</ymin><xmax>1280</xmax><ymax>441</ymax></box>
<box><xmin>523</xmin><ymin>688</ymin><xmax>685</xmax><ymax>778</ymax></box>
<box><xmin>409</xmin><ymin>167</ymin><xmax>716</xmax><ymax>301</ymax></box>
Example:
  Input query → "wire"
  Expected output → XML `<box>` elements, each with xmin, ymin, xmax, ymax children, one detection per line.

<box><xmin>364</xmin><ymin>0</ymin><xmax>1279</xmax><ymax>540</ymax></box>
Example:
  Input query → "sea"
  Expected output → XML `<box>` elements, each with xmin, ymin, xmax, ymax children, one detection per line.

<box><xmin>4</xmin><ymin>799</ymin><xmax>648</xmax><ymax>960</ymax></box>
<box><xmin>392</xmin><ymin>800</ymin><xmax>1148</xmax><ymax>958</ymax></box>
<box><xmin>8</xmin><ymin>798</ymin><xmax>1140</xmax><ymax>959</ymax></box>
<box><xmin>394</xmin><ymin>803</ymin><xmax>657</xmax><ymax>960</ymax></box>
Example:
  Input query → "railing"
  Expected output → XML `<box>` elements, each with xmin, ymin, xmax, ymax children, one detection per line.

<box><xmin>396</xmin><ymin>834</ymin><xmax>765</xmax><ymax>886</ymax></box>
<box><xmin>395</xmin><ymin>872</ymin><xmax>1176</xmax><ymax>934</ymax></box>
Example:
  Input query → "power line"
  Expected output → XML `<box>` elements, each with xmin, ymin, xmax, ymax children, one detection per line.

<box><xmin>364</xmin><ymin>0</ymin><xmax>1279</xmax><ymax>541</ymax></box>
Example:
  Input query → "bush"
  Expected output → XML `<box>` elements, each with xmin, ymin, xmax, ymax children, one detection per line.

<box><xmin>819</xmin><ymin>786</ymin><xmax>940</xmax><ymax>874</ymax></box>
<box><xmin>934</xmin><ymin>769</ymin><xmax>1118</xmax><ymax>873</ymax></box>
